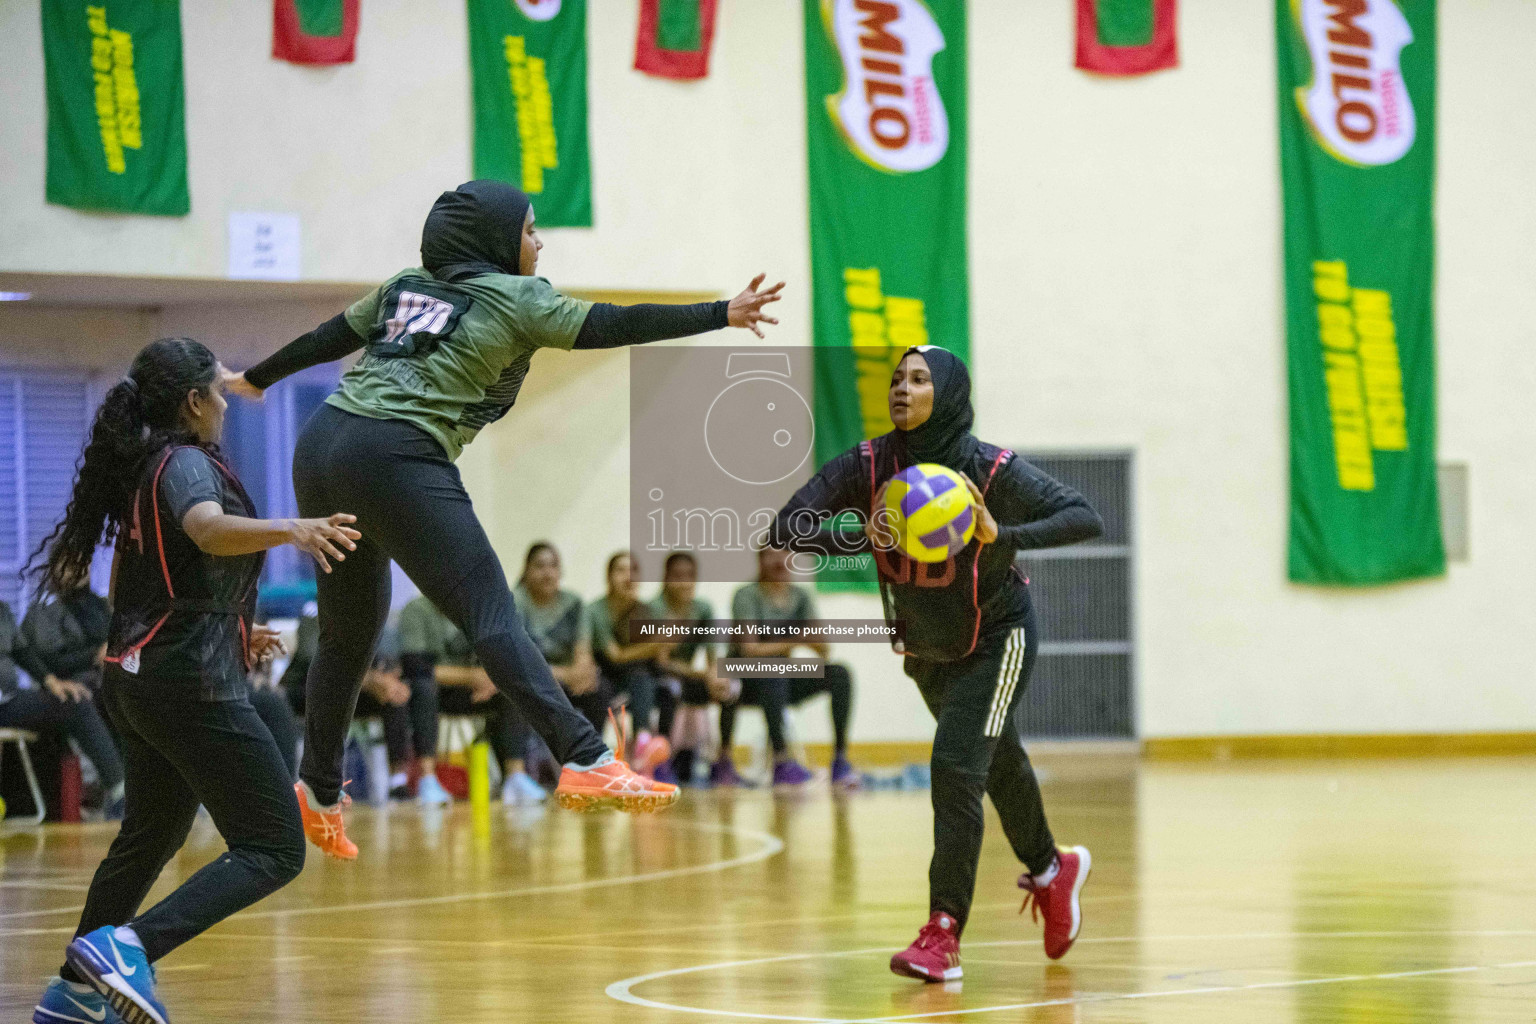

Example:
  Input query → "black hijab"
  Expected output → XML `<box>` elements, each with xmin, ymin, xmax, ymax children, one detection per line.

<box><xmin>894</xmin><ymin>345</ymin><xmax>980</xmax><ymax>468</ymax></box>
<box><xmin>420</xmin><ymin>180</ymin><xmax>532</xmax><ymax>283</ymax></box>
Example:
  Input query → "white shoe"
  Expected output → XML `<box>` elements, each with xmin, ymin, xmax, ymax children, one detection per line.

<box><xmin>501</xmin><ymin>771</ymin><xmax>548</xmax><ymax>805</ymax></box>
<box><xmin>417</xmin><ymin>773</ymin><xmax>453</xmax><ymax>806</ymax></box>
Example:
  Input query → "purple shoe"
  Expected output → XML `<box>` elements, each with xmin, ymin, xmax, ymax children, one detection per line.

<box><xmin>709</xmin><ymin>756</ymin><xmax>744</xmax><ymax>788</ymax></box>
<box><xmin>772</xmin><ymin>759</ymin><xmax>814</xmax><ymax>787</ymax></box>
<box><xmin>652</xmin><ymin>761</ymin><xmax>679</xmax><ymax>786</ymax></box>
<box><xmin>830</xmin><ymin>755</ymin><xmax>860</xmax><ymax>789</ymax></box>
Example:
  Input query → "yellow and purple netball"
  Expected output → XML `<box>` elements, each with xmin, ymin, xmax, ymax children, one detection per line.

<box><xmin>882</xmin><ymin>463</ymin><xmax>976</xmax><ymax>563</ymax></box>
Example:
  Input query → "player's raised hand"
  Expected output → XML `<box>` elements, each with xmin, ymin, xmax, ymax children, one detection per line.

<box><xmin>865</xmin><ymin>480</ymin><xmax>898</xmax><ymax>550</ymax></box>
<box><xmin>728</xmin><ymin>274</ymin><xmax>785</xmax><ymax>339</ymax></box>
<box><xmin>289</xmin><ymin>513</ymin><xmax>361</xmax><ymax>573</ymax></box>
<box><xmin>960</xmin><ymin>474</ymin><xmax>999</xmax><ymax>545</ymax></box>
<box><xmin>221</xmin><ymin>368</ymin><xmax>266</xmax><ymax>403</ymax></box>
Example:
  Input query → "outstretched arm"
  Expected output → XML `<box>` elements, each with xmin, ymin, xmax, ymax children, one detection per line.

<box><xmin>974</xmin><ymin>457</ymin><xmax>1103</xmax><ymax>551</ymax></box>
<box><xmin>572</xmin><ymin>275</ymin><xmax>783</xmax><ymax>349</ymax></box>
<box><xmin>181</xmin><ymin>503</ymin><xmax>361</xmax><ymax>573</ymax></box>
<box><xmin>766</xmin><ymin>447</ymin><xmax>872</xmax><ymax>557</ymax></box>
<box><xmin>225</xmin><ymin>313</ymin><xmax>367</xmax><ymax>399</ymax></box>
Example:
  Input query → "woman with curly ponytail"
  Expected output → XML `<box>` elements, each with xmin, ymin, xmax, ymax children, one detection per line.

<box><xmin>30</xmin><ymin>339</ymin><xmax>215</xmax><ymax>597</ymax></box>
<box><xmin>29</xmin><ymin>338</ymin><xmax>365</xmax><ymax>1024</ymax></box>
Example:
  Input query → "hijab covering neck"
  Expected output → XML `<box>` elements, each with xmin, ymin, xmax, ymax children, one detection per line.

<box><xmin>895</xmin><ymin>345</ymin><xmax>979</xmax><ymax>468</ymax></box>
<box><xmin>420</xmin><ymin>180</ymin><xmax>531</xmax><ymax>283</ymax></box>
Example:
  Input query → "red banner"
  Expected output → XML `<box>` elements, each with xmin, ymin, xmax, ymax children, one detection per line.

<box><xmin>273</xmin><ymin>0</ymin><xmax>359</xmax><ymax>66</ymax></box>
<box><xmin>1075</xmin><ymin>0</ymin><xmax>1177</xmax><ymax>77</ymax></box>
<box><xmin>634</xmin><ymin>0</ymin><xmax>717</xmax><ymax>81</ymax></box>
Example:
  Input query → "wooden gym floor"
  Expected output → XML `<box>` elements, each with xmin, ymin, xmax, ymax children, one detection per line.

<box><xmin>3</xmin><ymin>754</ymin><xmax>1534</xmax><ymax>1023</ymax></box>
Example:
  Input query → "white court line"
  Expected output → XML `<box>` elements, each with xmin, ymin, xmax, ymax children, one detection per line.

<box><xmin>0</xmin><ymin>818</ymin><xmax>784</xmax><ymax>927</ymax></box>
<box><xmin>843</xmin><ymin>961</ymin><xmax>1536</xmax><ymax>1023</ymax></box>
<box><xmin>241</xmin><ymin>819</ymin><xmax>783</xmax><ymax>920</ymax></box>
<box><xmin>605</xmin><ymin>942</ymin><xmax>1536</xmax><ymax>1023</ymax></box>
<box><xmin>0</xmin><ymin>907</ymin><xmax>85</xmax><ymax>923</ymax></box>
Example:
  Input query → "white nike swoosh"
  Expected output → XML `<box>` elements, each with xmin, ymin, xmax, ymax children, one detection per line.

<box><xmin>64</xmin><ymin>993</ymin><xmax>108</xmax><ymax>1021</ymax></box>
<box><xmin>108</xmin><ymin>935</ymin><xmax>137</xmax><ymax>977</ymax></box>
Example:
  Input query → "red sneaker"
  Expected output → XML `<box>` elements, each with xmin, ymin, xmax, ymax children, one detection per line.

<box><xmin>1020</xmin><ymin>845</ymin><xmax>1091</xmax><ymax>960</ymax></box>
<box><xmin>295</xmin><ymin>780</ymin><xmax>357</xmax><ymax>861</ymax></box>
<box><xmin>889</xmin><ymin>911</ymin><xmax>963</xmax><ymax>982</ymax></box>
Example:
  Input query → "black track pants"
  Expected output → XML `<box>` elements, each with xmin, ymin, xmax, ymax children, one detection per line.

<box><xmin>292</xmin><ymin>405</ymin><xmax>608</xmax><ymax>805</ymax></box>
<box><xmin>66</xmin><ymin>682</ymin><xmax>304</xmax><ymax>969</ymax></box>
<box><xmin>907</xmin><ymin>610</ymin><xmax>1057</xmax><ymax>932</ymax></box>
<box><xmin>719</xmin><ymin>663</ymin><xmax>854</xmax><ymax>756</ymax></box>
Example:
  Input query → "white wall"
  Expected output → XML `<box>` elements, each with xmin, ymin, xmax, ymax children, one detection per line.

<box><xmin>3</xmin><ymin>1</ymin><xmax>1534</xmax><ymax>742</ymax></box>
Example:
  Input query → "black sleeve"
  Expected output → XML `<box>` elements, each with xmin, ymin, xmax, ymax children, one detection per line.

<box><xmin>160</xmin><ymin>448</ymin><xmax>225</xmax><ymax>527</ymax></box>
<box><xmin>14</xmin><ymin>602</ymin><xmax>93</xmax><ymax>681</ymax></box>
<box><xmin>0</xmin><ymin>603</ymin><xmax>20</xmax><ymax>698</ymax></box>
<box><xmin>986</xmin><ymin>457</ymin><xmax>1104</xmax><ymax>551</ymax></box>
<box><xmin>245</xmin><ymin>313</ymin><xmax>367</xmax><ymax>390</ymax></box>
<box><xmin>766</xmin><ymin>447</ymin><xmax>874</xmax><ymax>557</ymax></box>
<box><xmin>572</xmin><ymin>300</ymin><xmax>730</xmax><ymax>350</ymax></box>
<box><xmin>11</xmin><ymin>615</ymin><xmax>49</xmax><ymax>683</ymax></box>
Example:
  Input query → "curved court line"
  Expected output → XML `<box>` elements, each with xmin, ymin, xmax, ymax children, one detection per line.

<box><xmin>0</xmin><ymin>818</ymin><xmax>783</xmax><ymax>928</ymax></box>
<box><xmin>605</xmin><ymin>941</ymin><xmax>1536</xmax><ymax>1023</ymax></box>
<box><xmin>241</xmin><ymin>819</ymin><xmax>785</xmax><ymax>920</ymax></box>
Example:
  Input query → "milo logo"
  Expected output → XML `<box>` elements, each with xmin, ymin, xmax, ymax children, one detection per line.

<box><xmin>1295</xmin><ymin>0</ymin><xmax>1416</xmax><ymax>166</ymax></box>
<box><xmin>514</xmin><ymin>0</ymin><xmax>561</xmax><ymax>21</ymax></box>
<box><xmin>824</xmin><ymin>0</ymin><xmax>949</xmax><ymax>174</ymax></box>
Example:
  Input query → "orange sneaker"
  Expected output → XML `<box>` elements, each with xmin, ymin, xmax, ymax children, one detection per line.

<box><xmin>295</xmin><ymin>780</ymin><xmax>358</xmax><ymax>861</ymax></box>
<box><xmin>554</xmin><ymin>759</ymin><xmax>680</xmax><ymax>813</ymax></box>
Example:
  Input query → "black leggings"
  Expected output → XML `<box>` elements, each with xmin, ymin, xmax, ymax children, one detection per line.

<box><xmin>248</xmin><ymin>686</ymin><xmax>300</xmax><ymax>779</ymax></box>
<box><xmin>0</xmin><ymin>687</ymin><xmax>124</xmax><ymax>791</ymax></box>
<box><xmin>65</xmin><ymin>681</ymin><xmax>304</xmax><ymax>973</ymax></box>
<box><xmin>907</xmin><ymin>612</ymin><xmax>1056</xmax><ymax>933</ymax></box>
<box><xmin>719</xmin><ymin>663</ymin><xmax>854</xmax><ymax>757</ymax></box>
<box><xmin>292</xmin><ymin>405</ymin><xmax>607</xmax><ymax>805</ymax></box>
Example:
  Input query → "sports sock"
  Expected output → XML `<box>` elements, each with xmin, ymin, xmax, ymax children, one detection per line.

<box><xmin>298</xmin><ymin>779</ymin><xmax>341</xmax><ymax>812</ymax></box>
<box><xmin>113</xmin><ymin>926</ymin><xmax>144</xmax><ymax>950</ymax></box>
<box><xmin>565</xmin><ymin>751</ymin><xmax>615</xmax><ymax>772</ymax></box>
<box><xmin>1030</xmin><ymin>856</ymin><xmax>1061</xmax><ymax>889</ymax></box>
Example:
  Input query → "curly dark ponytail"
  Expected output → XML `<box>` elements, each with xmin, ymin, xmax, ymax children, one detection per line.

<box><xmin>25</xmin><ymin>338</ymin><xmax>219</xmax><ymax>598</ymax></box>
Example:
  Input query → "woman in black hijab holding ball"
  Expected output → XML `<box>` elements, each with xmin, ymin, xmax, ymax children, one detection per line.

<box><xmin>769</xmin><ymin>346</ymin><xmax>1102</xmax><ymax>981</ymax></box>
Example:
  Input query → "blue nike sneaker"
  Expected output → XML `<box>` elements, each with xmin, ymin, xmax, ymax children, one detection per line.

<box><xmin>33</xmin><ymin>976</ymin><xmax>122</xmax><ymax>1024</ymax></box>
<box><xmin>65</xmin><ymin>927</ymin><xmax>169</xmax><ymax>1024</ymax></box>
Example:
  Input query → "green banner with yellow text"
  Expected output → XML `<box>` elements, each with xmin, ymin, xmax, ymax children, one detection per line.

<box><xmin>1279</xmin><ymin>0</ymin><xmax>1443</xmax><ymax>585</ymax></box>
<box><xmin>805</xmin><ymin>0</ymin><xmax>967</xmax><ymax>588</ymax></box>
<box><xmin>468</xmin><ymin>0</ymin><xmax>591</xmax><ymax>227</ymax></box>
<box><xmin>43</xmin><ymin>0</ymin><xmax>188</xmax><ymax>216</ymax></box>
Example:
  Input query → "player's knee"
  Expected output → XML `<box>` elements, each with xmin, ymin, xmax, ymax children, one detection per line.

<box><xmin>929</xmin><ymin>748</ymin><xmax>988</xmax><ymax>788</ymax></box>
<box><xmin>269</xmin><ymin>830</ymin><xmax>308</xmax><ymax>884</ymax></box>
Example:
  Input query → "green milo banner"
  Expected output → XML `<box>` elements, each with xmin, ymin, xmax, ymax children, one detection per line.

<box><xmin>805</xmin><ymin>0</ymin><xmax>968</xmax><ymax>588</ymax></box>
<box><xmin>467</xmin><ymin>0</ymin><xmax>591</xmax><ymax>227</ymax></box>
<box><xmin>1278</xmin><ymin>0</ymin><xmax>1443</xmax><ymax>584</ymax></box>
<box><xmin>43</xmin><ymin>0</ymin><xmax>189</xmax><ymax>216</ymax></box>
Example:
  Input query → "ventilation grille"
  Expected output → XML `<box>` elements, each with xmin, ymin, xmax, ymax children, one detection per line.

<box><xmin>1014</xmin><ymin>452</ymin><xmax>1134</xmax><ymax>739</ymax></box>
